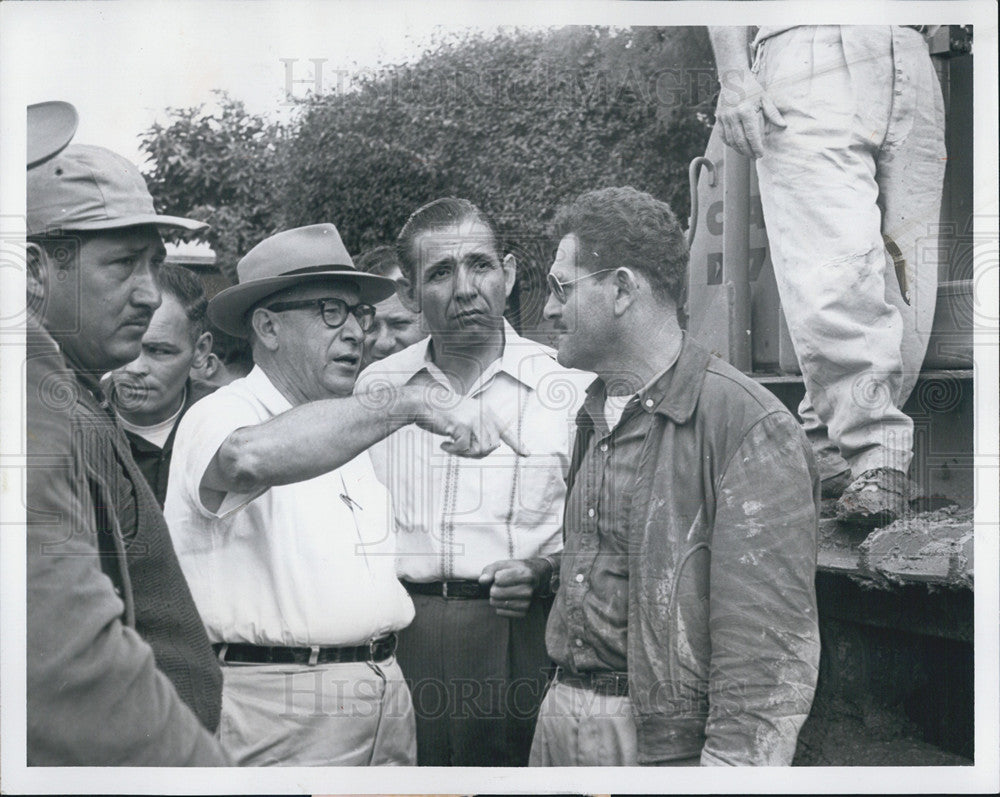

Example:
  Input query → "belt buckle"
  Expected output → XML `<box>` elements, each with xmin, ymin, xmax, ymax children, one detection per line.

<box><xmin>216</xmin><ymin>643</ymin><xmax>229</xmax><ymax>664</ymax></box>
<box><xmin>441</xmin><ymin>581</ymin><xmax>449</xmax><ymax>599</ymax></box>
<box><xmin>308</xmin><ymin>645</ymin><xmax>320</xmax><ymax>667</ymax></box>
<box><xmin>590</xmin><ymin>671</ymin><xmax>627</xmax><ymax>695</ymax></box>
<box><xmin>369</xmin><ymin>633</ymin><xmax>396</xmax><ymax>664</ymax></box>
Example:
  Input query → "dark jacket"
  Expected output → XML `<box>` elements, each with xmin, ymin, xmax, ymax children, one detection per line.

<box><xmin>567</xmin><ymin>336</ymin><xmax>821</xmax><ymax>765</ymax></box>
<box><xmin>118</xmin><ymin>378</ymin><xmax>216</xmax><ymax>507</ymax></box>
<box><xmin>26</xmin><ymin>322</ymin><xmax>228</xmax><ymax>765</ymax></box>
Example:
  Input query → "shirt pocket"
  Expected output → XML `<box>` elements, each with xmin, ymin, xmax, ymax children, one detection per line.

<box><xmin>606</xmin><ymin>483</ymin><xmax>635</xmax><ymax>548</ymax></box>
<box><xmin>600</xmin><ymin>445</ymin><xmax>639</xmax><ymax>548</ymax></box>
<box><xmin>511</xmin><ymin>453</ymin><xmax>565</xmax><ymax>528</ymax></box>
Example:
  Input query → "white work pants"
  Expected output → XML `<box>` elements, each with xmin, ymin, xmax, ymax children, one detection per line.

<box><xmin>219</xmin><ymin>658</ymin><xmax>416</xmax><ymax>766</ymax></box>
<box><xmin>755</xmin><ymin>26</ymin><xmax>946</xmax><ymax>476</ymax></box>
<box><xmin>528</xmin><ymin>680</ymin><xmax>700</xmax><ymax>766</ymax></box>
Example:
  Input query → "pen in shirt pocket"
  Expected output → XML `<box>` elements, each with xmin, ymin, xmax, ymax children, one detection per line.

<box><xmin>340</xmin><ymin>493</ymin><xmax>363</xmax><ymax>512</ymax></box>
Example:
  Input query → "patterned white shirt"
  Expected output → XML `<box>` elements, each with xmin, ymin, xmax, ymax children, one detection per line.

<box><xmin>357</xmin><ymin>323</ymin><xmax>593</xmax><ymax>581</ymax></box>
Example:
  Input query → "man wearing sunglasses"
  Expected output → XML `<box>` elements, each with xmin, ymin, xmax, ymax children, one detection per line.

<box><xmin>530</xmin><ymin>187</ymin><xmax>820</xmax><ymax>766</ymax></box>
<box><xmin>164</xmin><ymin>223</ymin><xmax>525</xmax><ymax>765</ymax></box>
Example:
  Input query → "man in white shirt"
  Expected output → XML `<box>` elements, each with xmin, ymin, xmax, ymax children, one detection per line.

<box><xmin>357</xmin><ymin>198</ymin><xmax>592</xmax><ymax>766</ymax></box>
<box><xmin>165</xmin><ymin>223</ymin><xmax>525</xmax><ymax>765</ymax></box>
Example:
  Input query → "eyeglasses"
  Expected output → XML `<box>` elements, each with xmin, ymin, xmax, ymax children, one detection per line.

<box><xmin>265</xmin><ymin>298</ymin><xmax>376</xmax><ymax>332</ymax></box>
<box><xmin>546</xmin><ymin>268</ymin><xmax>617</xmax><ymax>304</ymax></box>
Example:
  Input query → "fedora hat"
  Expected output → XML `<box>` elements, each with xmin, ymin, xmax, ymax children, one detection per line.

<box><xmin>208</xmin><ymin>224</ymin><xmax>396</xmax><ymax>337</ymax></box>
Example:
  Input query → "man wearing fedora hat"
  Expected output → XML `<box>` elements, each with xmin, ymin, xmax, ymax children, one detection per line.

<box><xmin>26</xmin><ymin>140</ymin><xmax>229</xmax><ymax>764</ymax></box>
<box><xmin>164</xmin><ymin>223</ymin><xmax>522</xmax><ymax>766</ymax></box>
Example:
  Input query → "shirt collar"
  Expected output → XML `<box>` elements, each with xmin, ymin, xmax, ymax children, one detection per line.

<box><xmin>387</xmin><ymin>320</ymin><xmax>552</xmax><ymax>394</ymax></box>
<box><xmin>578</xmin><ymin>334</ymin><xmax>711</xmax><ymax>428</ymax></box>
<box><xmin>244</xmin><ymin>365</ymin><xmax>294</xmax><ymax>416</ymax></box>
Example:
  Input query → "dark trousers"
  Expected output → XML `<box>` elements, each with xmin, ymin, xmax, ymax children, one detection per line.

<box><xmin>396</xmin><ymin>592</ymin><xmax>553</xmax><ymax>766</ymax></box>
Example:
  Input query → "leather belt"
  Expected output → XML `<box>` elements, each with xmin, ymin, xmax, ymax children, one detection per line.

<box><xmin>553</xmin><ymin>665</ymin><xmax>629</xmax><ymax>697</ymax></box>
<box><xmin>904</xmin><ymin>25</ymin><xmax>929</xmax><ymax>34</ymax></box>
<box><xmin>212</xmin><ymin>633</ymin><xmax>397</xmax><ymax>666</ymax></box>
<box><xmin>402</xmin><ymin>579</ymin><xmax>491</xmax><ymax>599</ymax></box>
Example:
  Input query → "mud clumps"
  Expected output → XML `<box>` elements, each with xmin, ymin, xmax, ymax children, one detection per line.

<box><xmin>858</xmin><ymin>505</ymin><xmax>973</xmax><ymax>589</ymax></box>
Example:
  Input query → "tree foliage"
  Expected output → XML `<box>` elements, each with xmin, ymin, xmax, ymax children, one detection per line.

<box><xmin>140</xmin><ymin>93</ymin><xmax>288</xmax><ymax>281</ymax></box>
<box><xmin>140</xmin><ymin>26</ymin><xmax>715</xmax><ymax>326</ymax></box>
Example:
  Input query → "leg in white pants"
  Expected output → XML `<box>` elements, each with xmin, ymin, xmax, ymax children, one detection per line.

<box><xmin>219</xmin><ymin>658</ymin><xmax>416</xmax><ymax>766</ymax></box>
<box><xmin>755</xmin><ymin>26</ymin><xmax>945</xmax><ymax>477</ymax></box>
<box><xmin>529</xmin><ymin>680</ymin><xmax>638</xmax><ymax>766</ymax></box>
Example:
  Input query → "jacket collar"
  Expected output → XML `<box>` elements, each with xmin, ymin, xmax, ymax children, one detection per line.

<box><xmin>638</xmin><ymin>334</ymin><xmax>711</xmax><ymax>424</ymax></box>
<box><xmin>578</xmin><ymin>334</ymin><xmax>711</xmax><ymax>429</ymax></box>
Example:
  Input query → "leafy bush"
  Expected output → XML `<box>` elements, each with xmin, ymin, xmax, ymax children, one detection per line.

<box><xmin>141</xmin><ymin>26</ymin><xmax>715</xmax><ymax>327</ymax></box>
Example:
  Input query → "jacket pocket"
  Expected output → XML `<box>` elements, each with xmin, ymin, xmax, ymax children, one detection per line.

<box><xmin>668</xmin><ymin>542</ymin><xmax>712</xmax><ymax>683</ymax></box>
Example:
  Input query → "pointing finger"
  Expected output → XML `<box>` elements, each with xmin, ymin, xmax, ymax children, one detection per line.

<box><xmin>499</xmin><ymin>425</ymin><xmax>530</xmax><ymax>457</ymax></box>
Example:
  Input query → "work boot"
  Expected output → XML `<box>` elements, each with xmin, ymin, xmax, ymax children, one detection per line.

<box><xmin>821</xmin><ymin>468</ymin><xmax>853</xmax><ymax>500</ymax></box>
<box><xmin>814</xmin><ymin>446</ymin><xmax>851</xmax><ymax>500</ymax></box>
<box><xmin>835</xmin><ymin>467</ymin><xmax>921</xmax><ymax>528</ymax></box>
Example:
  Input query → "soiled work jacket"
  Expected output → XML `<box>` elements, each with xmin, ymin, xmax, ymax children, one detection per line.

<box><xmin>560</xmin><ymin>336</ymin><xmax>821</xmax><ymax>766</ymax></box>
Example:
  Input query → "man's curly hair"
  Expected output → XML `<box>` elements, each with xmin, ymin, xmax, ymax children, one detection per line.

<box><xmin>553</xmin><ymin>186</ymin><xmax>687</xmax><ymax>306</ymax></box>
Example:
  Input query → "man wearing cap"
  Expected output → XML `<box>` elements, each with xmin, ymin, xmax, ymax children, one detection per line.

<box><xmin>26</xmin><ymin>141</ymin><xmax>229</xmax><ymax>764</ymax></box>
<box><xmin>164</xmin><ymin>223</ymin><xmax>523</xmax><ymax>766</ymax></box>
<box><xmin>356</xmin><ymin>198</ymin><xmax>593</xmax><ymax>766</ymax></box>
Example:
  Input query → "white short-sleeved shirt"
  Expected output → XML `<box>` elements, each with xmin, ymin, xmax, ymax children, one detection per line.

<box><xmin>164</xmin><ymin>366</ymin><xmax>414</xmax><ymax>646</ymax></box>
<box><xmin>356</xmin><ymin>323</ymin><xmax>593</xmax><ymax>582</ymax></box>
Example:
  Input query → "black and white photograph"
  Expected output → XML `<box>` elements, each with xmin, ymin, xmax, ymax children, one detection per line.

<box><xmin>1</xmin><ymin>1</ymin><xmax>997</xmax><ymax>794</ymax></box>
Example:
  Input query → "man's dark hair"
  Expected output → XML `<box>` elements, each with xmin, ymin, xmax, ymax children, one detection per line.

<box><xmin>355</xmin><ymin>245</ymin><xmax>404</xmax><ymax>278</ymax></box>
<box><xmin>157</xmin><ymin>264</ymin><xmax>208</xmax><ymax>341</ymax></box>
<box><xmin>207</xmin><ymin>322</ymin><xmax>253</xmax><ymax>374</ymax></box>
<box><xmin>395</xmin><ymin>197</ymin><xmax>501</xmax><ymax>283</ymax></box>
<box><xmin>553</xmin><ymin>186</ymin><xmax>688</xmax><ymax>306</ymax></box>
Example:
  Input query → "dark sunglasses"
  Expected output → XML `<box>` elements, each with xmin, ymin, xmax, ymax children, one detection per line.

<box><xmin>546</xmin><ymin>268</ymin><xmax>617</xmax><ymax>304</ymax></box>
<box><xmin>265</xmin><ymin>298</ymin><xmax>376</xmax><ymax>332</ymax></box>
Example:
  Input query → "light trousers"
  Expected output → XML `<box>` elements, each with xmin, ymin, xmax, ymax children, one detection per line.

<box><xmin>219</xmin><ymin>658</ymin><xmax>416</xmax><ymax>766</ymax></box>
<box><xmin>754</xmin><ymin>26</ymin><xmax>946</xmax><ymax>477</ymax></box>
<box><xmin>529</xmin><ymin>680</ymin><xmax>700</xmax><ymax>766</ymax></box>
